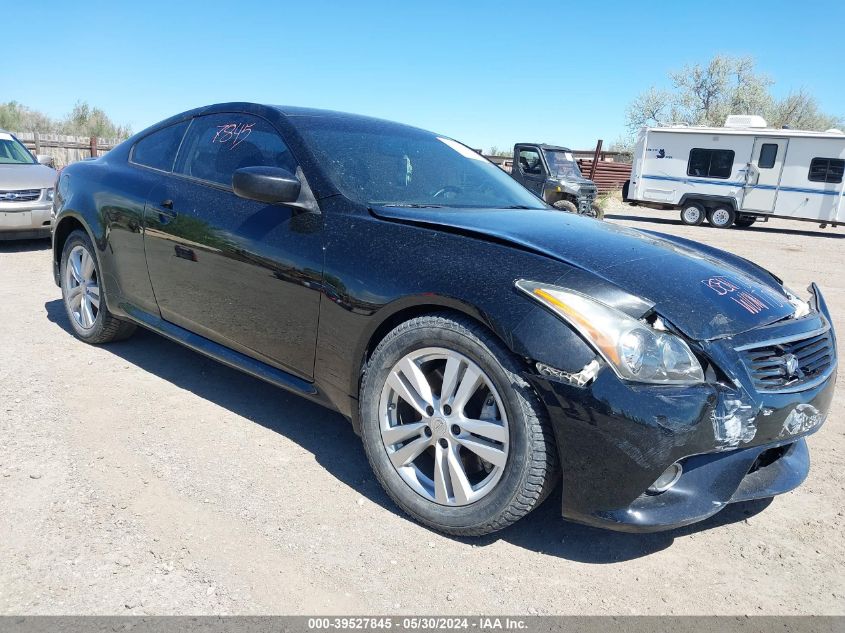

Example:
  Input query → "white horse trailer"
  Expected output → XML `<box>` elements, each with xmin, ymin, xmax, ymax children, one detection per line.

<box><xmin>623</xmin><ymin>116</ymin><xmax>845</xmax><ymax>229</ymax></box>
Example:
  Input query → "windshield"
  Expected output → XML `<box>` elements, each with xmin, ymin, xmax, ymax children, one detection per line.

<box><xmin>0</xmin><ymin>133</ymin><xmax>36</xmax><ymax>165</ymax></box>
<box><xmin>544</xmin><ymin>149</ymin><xmax>582</xmax><ymax>179</ymax></box>
<box><xmin>293</xmin><ymin>117</ymin><xmax>546</xmax><ymax>209</ymax></box>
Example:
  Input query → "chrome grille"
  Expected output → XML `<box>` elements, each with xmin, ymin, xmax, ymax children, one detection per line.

<box><xmin>739</xmin><ymin>328</ymin><xmax>835</xmax><ymax>392</ymax></box>
<box><xmin>0</xmin><ymin>189</ymin><xmax>41</xmax><ymax>202</ymax></box>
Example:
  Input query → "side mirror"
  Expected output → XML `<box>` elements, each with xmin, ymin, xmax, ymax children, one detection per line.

<box><xmin>232</xmin><ymin>166</ymin><xmax>301</xmax><ymax>204</ymax></box>
<box><xmin>36</xmin><ymin>154</ymin><xmax>55</xmax><ymax>168</ymax></box>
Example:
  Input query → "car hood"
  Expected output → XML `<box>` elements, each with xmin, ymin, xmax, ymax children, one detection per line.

<box><xmin>372</xmin><ymin>206</ymin><xmax>796</xmax><ymax>341</ymax></box>
<box><xmin>0</xmin><ymin>163</ymin><xmax>56</xmax><ymax>190</ymax></box>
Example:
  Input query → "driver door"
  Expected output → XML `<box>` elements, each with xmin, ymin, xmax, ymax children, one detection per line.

<box><xmin>142</xmin><ymin>112</ymin><xmax>324</xmax><ymax>379</ymax></box>
<box><xmin>515</xmin><ymin>146</ymin><xmax>546</xmax><ymax>197</ymax></box>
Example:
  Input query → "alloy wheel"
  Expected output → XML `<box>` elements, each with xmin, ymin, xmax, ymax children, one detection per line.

<box><xmin>64</xmin><ymin>245</ymin><xmax>100</xmax><ymax>330</ymax></box>
<box><xmin>378</xmin><ymin>347</ymin><xmax>509</xmax><ymax>506</ymax></box>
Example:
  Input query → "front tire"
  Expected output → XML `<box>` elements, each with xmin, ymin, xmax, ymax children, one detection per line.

<box><xmin>359</xmin><ymin>313</ymin><xmax>558</xmax><ymax>536</ymax></box>
<box><xmin>680</xmin><ymin>203</ymin><xmax>705</xmax><ymax>226</ymax></box>
<box><xmin>552</xmin><ymin>199</ymin><xmax>578</xmax><ymax>214</ymax></box>
<box><xmin>60</xmin><ymin>229</ymin><xmax>136</xmax><ymax>344</ymax></box>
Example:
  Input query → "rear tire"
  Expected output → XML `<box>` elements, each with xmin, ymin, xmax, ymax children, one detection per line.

<box><xmin>359</xmin><ymin>313</ymin><xmax>559</xmax><ymax>536</ymax></box>
<box><xmin>680</xmin><ymin>203</ymin><xmax>705</xmax><ymax>226</ymax></box>
<box><xmin>60</xmin><ymin>229</ymin><xmax>136</xmax><ymax>344</ymax></box>
<box><xmin>707</xmin><ymin>206</ymin><xmax>735</xmax><ymax>229</ymax></box>
<box><xmin>552</xmin><ymin>199</ymin><xmax>578</xmax><ymax>214</ymax></box>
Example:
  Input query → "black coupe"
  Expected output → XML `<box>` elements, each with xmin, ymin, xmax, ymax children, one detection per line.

<box><xmin>51</xmin><ymin>103</ymin><xmax>837</xmax><ymax>535</ymax></box>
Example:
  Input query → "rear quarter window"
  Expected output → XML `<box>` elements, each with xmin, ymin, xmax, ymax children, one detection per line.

<box><xmin>131</xmin><ymin>121</ymin><xmax>190</xmax><ymax>172</ymax></box>
<box><xmin>173</xmin><ymin>113</ymin><xmax>296</xmax><ymax>188</ymax></box>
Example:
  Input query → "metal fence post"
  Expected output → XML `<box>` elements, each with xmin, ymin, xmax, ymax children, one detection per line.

<box><xmin>589</xmin><ymin>139</ymin><xmax>603</xmax><ymax>181</ymax></box>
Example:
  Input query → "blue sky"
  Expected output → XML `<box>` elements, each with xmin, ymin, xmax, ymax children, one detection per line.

<box><xmin>6</xmin><ymin>1</ymin><xmax>844</xmax><ymax>150</ymax></box>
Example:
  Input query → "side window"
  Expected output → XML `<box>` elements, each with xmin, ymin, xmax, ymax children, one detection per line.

<box><xmin>517</xmin><ymin>148</ymin><xmax>543</xmax><ymax>176</ymax></box>
<box><xmin>687</xmin><ymin>148</ymin><xmax>735</xmax><ymax>179</ymax></box>
<box><xmin>808</xmin><ymin>157</ymin><xmax>844</xmax><ymax>184</ymax></box>
<box><xmin>758</xmin><ymin>143</ymin><xmax>778</xmax><ymax>169</ymax></box>
<box><xmin>131</xmin><ymin>121</ymin><xmax>190</xmax><ymax>172</ymax></box>
<box><xmin>174</xmin><ymin>113</ymin><xmax>297</xmax><ymax>187</ymax></box>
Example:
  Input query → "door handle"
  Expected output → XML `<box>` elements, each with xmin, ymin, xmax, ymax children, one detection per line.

<box><xmin>156</xmin><ymin>199</ymin><xmax>177</xmax><ymax>224</ymax></box>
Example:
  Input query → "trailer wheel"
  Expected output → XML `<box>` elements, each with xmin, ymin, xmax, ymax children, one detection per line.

<box><xmin>734</xmin><ymin>215</ymin><xmax>757</xmax><ymax>228</ymax></box>
<box><xmin>707</xmin><ymin>206</ymin><xmax>735</xmax><ymax>229</ymax></box>
<box><xmin>680</xmin><ymin>203</ymin><xmax>705</xmax><ymax>226</ymax></box>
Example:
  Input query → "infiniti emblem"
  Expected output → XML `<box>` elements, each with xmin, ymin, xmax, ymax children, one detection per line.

<box><xmin>431</xmin><ymin>417</ymin><xmax>446</xmax><ymax>435</ymax></box>
<box><xmin>783</xmin><ymin>354</ymin><xmax>800</xmax><ymax>378</ymax></box>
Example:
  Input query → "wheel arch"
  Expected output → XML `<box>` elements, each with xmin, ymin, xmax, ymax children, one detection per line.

<box><xmin>347</xmin><ymin>290</ymin><xmax>597</xmax><ymax>429</ymax></box>
<box><xmin>52</xmin><ymin>213</ymin><xmax>94</xmax><ymax>286</ymax></box>
<box><xmin>353</xmin><ymin>296</ymin><xmax>499</xmax><ymax>394</ymax></box>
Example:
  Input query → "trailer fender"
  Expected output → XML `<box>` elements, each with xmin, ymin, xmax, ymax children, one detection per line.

<box><xmin>678</xmin><ymin>193</ymin><xmax>738</xmax><ymax>212</ymax></box>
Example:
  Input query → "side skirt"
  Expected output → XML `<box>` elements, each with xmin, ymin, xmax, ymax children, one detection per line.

<box><xmin>121</xmin><ymin>303</ymin><xmax>322</xmax><ymax>400</ymax></box>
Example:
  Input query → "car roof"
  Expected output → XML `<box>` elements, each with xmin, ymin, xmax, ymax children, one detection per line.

<box><xmin>516</xmin><ymin>143</ymin><xmax>573</xmax><ymax>152</ymax></box>
<box><xmin>269</xmin><ymin>104</ymin><xmax>435</xmax><ymax>134</ymax></box>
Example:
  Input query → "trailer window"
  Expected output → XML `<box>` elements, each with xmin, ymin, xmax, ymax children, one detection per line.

<box><xmin>758</xmin><ymin>144</ymin><xmax>778</xmax><ymax>169</ymax></box>
<box><xmin>808</xmin><ymin>158</ymin><xmax>844</xmax><ymax>184</ymax></box>
<box><xmin>687</xmin><ymin>148</ymin><xmax>735</xmax><ymax>179</ymax></box>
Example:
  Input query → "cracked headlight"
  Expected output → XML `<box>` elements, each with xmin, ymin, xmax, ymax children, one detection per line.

<box><xmin>516</xmin><ymin>280</ymin><xmax>705</xmax><ymax>385</ymax></box>
<box><xmin>783</xmin><ymin>286</ymin><xmax>811</xmax><ymax>319</ymax></box>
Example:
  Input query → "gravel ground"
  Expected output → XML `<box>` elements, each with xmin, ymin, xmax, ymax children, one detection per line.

<box><xmin>1</xmin><ymin>203</ymin><xmax>843</xmax><ymax>615</ymax></box>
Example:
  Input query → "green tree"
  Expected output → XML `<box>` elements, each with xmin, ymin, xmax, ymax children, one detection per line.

<box><xmin>61</xmin><ymin>101</ymin><xmax>131</xmax><ymax>138</ymax></box>
<box><xmin>487</xmin><ymin>146</ymin><xmax>512</xmax><ymax>157</ymax></box>
<box><xmin>0</xmin><ymin>100</ymin><xmax>131</xmax><ymax>138</ymax></box>
<box><xmin>0</xmin><ymin>101</ymin><xmax>58</xmax><ymax>133</ymax></box>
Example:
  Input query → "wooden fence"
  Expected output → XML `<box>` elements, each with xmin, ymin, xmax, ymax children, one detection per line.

<box><xmin>13</xmin><ymin>132</ymin><xmax>124</xmax><ymax>169</ymax></box>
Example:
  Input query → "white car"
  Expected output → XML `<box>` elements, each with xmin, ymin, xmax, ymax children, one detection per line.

<box><xmin>0</xmin><ymin>129</ymin><xmax>56</xmax><ymax>239</ymax></box>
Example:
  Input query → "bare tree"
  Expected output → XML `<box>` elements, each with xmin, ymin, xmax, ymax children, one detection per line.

<box><xmin>767</xmin><ymin>89</ymin><xmax>843</xmax><ymax>130</ymax></box>
<box><xmin>624</xmin><ymin>87</ymin><xmax>675</xmax><ymax>130</ymax></box>
<box><xmin>623</xmin><ymin>54</ymin><xmax>842</xmax><ymax>145</ymax></box>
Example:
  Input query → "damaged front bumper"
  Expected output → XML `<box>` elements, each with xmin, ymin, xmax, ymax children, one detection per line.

<box><xmin>526</xmin><ymin>286</ymin><xmax>837</xmax><ymax>533</ymax></box>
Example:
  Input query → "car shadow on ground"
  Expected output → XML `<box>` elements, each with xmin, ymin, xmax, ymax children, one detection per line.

<box><xmin>45</xmin><ymin>298</ymin><xmax>773</xmax><ymax>563</ymax></box>
<box><xmin>605</xmin><ymin>213</ymin><xmax>844</xmax><ymax>239</ymax></box>
<box><xmin>0</xmin><ymin>238</ymin><xmax>51</xmax><ymax>252</ymax></box>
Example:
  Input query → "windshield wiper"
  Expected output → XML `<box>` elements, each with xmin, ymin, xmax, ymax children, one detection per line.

<box><xmin>502</xmin><ymin>205</ymin><xmax>536</xmax><ymax>209</ymax></box>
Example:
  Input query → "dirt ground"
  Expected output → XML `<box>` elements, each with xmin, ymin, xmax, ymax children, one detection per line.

<box><xmin>1</xmin><ymin>202</ymin><xmax>843</xmax><ymax>616</ymax></box>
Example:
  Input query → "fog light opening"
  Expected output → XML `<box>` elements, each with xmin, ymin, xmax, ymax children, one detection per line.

<box><xmin>648</xmin><ymin>463</ymin><xmax>683</xmax><ymax>494</ymax></box>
